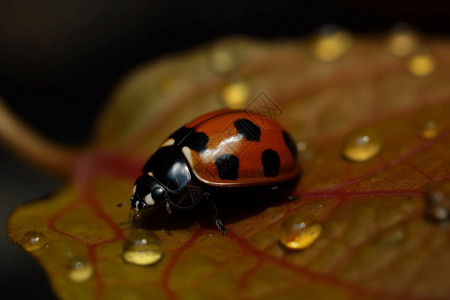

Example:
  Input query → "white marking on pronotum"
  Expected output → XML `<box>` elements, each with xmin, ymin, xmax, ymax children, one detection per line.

<box><xmin>182</xmin><ymin>146</ymin><xmax>193</xmax><ymax>165</ymax></box>
<box><xmin>160</xmin><ymin>138</ymin><xmax>175</xmax><ymax>147</ymax></box>
<box><xmin>144</xmin><ymin>193</ymin><xmax>155</xmax><ymax>206</ymax></box>
<box><xmin>132</xmin><ymin>184</ymin><xmax>136</xmax><ymax>195</ymax></box>
<box><xmin>147</xmin><ymin>171</ymin><xmax>154</xmax><ymax>177</ymax></box>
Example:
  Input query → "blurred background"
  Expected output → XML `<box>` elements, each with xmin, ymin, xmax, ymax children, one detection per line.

<box><xmin>0</xmin><ymin>0</ymin><xmax>449</xmax><ymax>298</ymax></box>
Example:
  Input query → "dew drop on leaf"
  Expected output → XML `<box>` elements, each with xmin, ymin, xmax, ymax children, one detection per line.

<box><xmin>67</xmin><ymin>259</ymin><xmax>93</xmax><ymax>283</ymax></box>
<box><xmin>342</xmin><ymin>127</ymin><xmax>382</xmax><ymax>162</ymax></box>
<box><xmin>210</xmin><ymin>48</ymin><xmax>236</xmax><ymax>74</ymax></box>
<box><xmin>313</xmin><ymin>25</ymin><xmax>353</xmax><ymax>62</ymax></box>
<box><xmin>407</xmin><ymin>50</ymin><xmax>435</xmax><ymax>77</ymax></box>
<box><xmin>21</xmin><ymin>231</ymin><xmax>47</xmax><ymax>252</ymax></box>
<box><xmin>387</xmin><ymin>23</ymin><xmax>418</xmax><ymax>57</ymax></box>
<box><xmin>122</xmin><ymin>229</ymin><xmax>163</xmax><ymax>266</ymax></box>
<box><xmin>279</xmin><ymin>215</ymin><xmax>322</xmax><ymax>250</ymax></box>
<box><xmin>421</xmin><ymin>120</ymin><xmax>439</xmax><ymax>139</ymax></box>
<box><xmin>424</xmin><ymin>181</ymin><xmax>450</xmax><ymax>222</ymax></box>
<box><xmin>221</xmin><ymin>77</ymin><xmax>250</xmax><ymax>109</ymax></box>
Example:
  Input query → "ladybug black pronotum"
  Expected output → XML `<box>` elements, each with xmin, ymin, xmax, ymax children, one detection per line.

<box><xmin>126</xmin><ymin>110</ymin><xmax>301</xmax><ymax>234</ymax></box>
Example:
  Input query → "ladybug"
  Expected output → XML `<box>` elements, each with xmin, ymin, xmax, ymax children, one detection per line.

<box><xmin>126</xmin><ymin>110</ymin><xmax>301</xmax><ymax>234</ymax></box>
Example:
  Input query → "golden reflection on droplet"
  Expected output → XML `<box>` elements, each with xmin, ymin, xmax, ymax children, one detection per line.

<box><xmin>387</xmin><ymin>23</ymin><xmax>418</xmax><ymax>57</ymax></box>
<box><xmin>122</xmin><ymin>229</ymin><xmax>163</xmax><ymax>266</ymax></box>
<box><xmin>21</xmin><ymin>231</ymin><xmax>47</xmax><ymax>252</ymax></box>
<box><xmin>424</xmin><ymin>181</ymin><xmax>450</xmax><ymax>222</ymax></box>
<box><xmin>211</xmin><ymin>49</ymin><xmax>235</xmax><ymax>73</ymax></box>
<box><xmin>407</xmin><ymin>50</ymin><xmax>435</xmax><ymax>77</ymax></box>
<box><xmin>67</xmin><ymin>259</ymin><xmax>93</xmax><ymax>283</ymax></box>
<box><xmin>313</xmin><ymin>25</ymin><xmax>353</xmax><ymax>62</ymax></box>
<box><xmin>279</xmin><ymin>215</ymin><xmax>322</xmax><ymax>250</ymax></box>
<box><xmin>421</xmin><ymin>120</ymin><xmax>439</xmax><ymax>139</ymax></box>
<box><xmin>221</xmin><ymin>78</ymin><xmax>250</xmax><ymax>109</ymax></box>
<box><xmin>342</xmin><ymin>128</ymin><xmax>382</xmax><ymax>162</ymax></box>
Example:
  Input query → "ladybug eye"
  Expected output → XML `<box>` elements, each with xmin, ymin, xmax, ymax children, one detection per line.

<box><xmin>151</xmin><ymin>187</ymin><xmax>165</xmax><ymax>202</ymax></box>
<box><xmin>144</xmin><ymin>194</ymin><xmax>155</xmax><ymax>206</ymax></box>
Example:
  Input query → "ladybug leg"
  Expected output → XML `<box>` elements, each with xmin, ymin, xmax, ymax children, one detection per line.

<box><xmin>204</xmin><ymin>192</ymin><xmax>228</xmax><ymax>235</ymax></box>
<box><xmin>165</xmin><ymin>200</ymin><xmax>172</xmax><ymax>214</ymax></box>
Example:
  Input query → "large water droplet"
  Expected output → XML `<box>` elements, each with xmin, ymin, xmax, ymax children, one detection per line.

<box><xmin>387</xmin><ymin>23</ymin><xmax>418</xmax><ymax>57</ymax></box>
<box><xmin>122</xmin><ymin>229</ymin><xmax>163</xmax><ymax>266</ymax></box>
<box><xmin>21</xmin><ymin>231</ymin><xmax>47</xmax><ymax>252</ymax></box>
<box><xmin>279</xmin><ymin>215</ymin><xmax>322</xmax><ymax>250</ymax></box>
<box><xmin>67</xmin><ymin>259</ymin><xmax>93</xmax><ymax>283</ymax></box>
<box><xmin>221</xmin><ymin>77</ymin><xmax>250</xmax><ymax>109</ymax></box>
<box><xmin>342</xmin><ymin>128</ymin><xmax>382</xmax><ymax>162</ymax></box>
<box><xmin>313</xmin><ymin>25</ymin><xmax>353</xmax><ymax>62</ymax></box>
<box><xmin>421</xmin><ymin>120</ymin><xmax>439</xmax><ymax>139</ymax></box>
<box><xmin>424</xmin><ymin>181</ymin><xmax>450</xmax><ymax>222</ymax></box>
<box><xmin>407</xmin><ymin>49</ymin><xmax>435</xmax><ymax>77</ymax></box>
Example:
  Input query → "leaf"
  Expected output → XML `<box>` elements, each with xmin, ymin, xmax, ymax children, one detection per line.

<box><xmin>7</xmin><ymin>36</ymin><xmax>450</xmax><ymax>299</ymax></box>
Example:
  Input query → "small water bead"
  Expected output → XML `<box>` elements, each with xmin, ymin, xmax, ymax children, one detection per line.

<box><xmin>67</xmin><ymin>259</ymin><xmax>93</xmax><ymax>283</ymax></box>
<box><xmin>296</xmin><ymin>140</ymin><xmax>315</xmax><ymax>161</ymax></box>
<box><xmin>21</xmin><ymin>231</ymin><xmax>47</xmax><ymax>252</ymax></box>
<box><xmin>221</xmin><ymin>77</ymin><xmax>250</xmax><ymax>109</ymax></box>
<box><xmin>313</xmin><ymin>25</ymin><xmax>353</xmax><ymax>62</ymax></box>
<box><xmin>407</xmin><ymin>50</ymin><xmax>435</xmax><ymax>77</ymax></box>
<box><xmin>122</xmin><ymin>229</ymin><xmax>163</xmax><ymax>266</ymax></box>
<box><xmin>424</xmin><ymin>181</ymin><xmax>450</xmax><ymax>222</ymax></box>
<box><xmin>387</xmin><ymin>23</ymin><xmax>418</xmax><ymax>57</ymax></box>
<box><xmin>279</xmin><ymin>215</ymin><xmax>322</xmax><ymax>250</ymax></box>
<box><xmin>211</xmin><ymin>49</ymin><xmax>235</xmax><ymax>74</ymax></box>
<box><xmin>421</xmin><ymin>120</ymin><xmax>439</xmax><ymax>139</ymax></box>
<box><xmin>297</xmin><ymin>141</ymin><xmax>307</xmax><ymax>152</ymax></box>
<box><xmin>342</xmin><ymin>128</ymin><xmax>382</xmax><ymax>162</ymax></box>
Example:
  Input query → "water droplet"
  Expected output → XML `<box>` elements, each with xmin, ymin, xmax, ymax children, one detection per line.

<box><xmin>209</xmin><ymin>43</ymin><xmax>245</xmax><ymax>74</ymax></box>
<box><xmin>221</xmin><ymin>77</ymin><xmax>250</xmax><ymax>109</ymax></box>
<box><xmin>387</xmin><ymin>23</ymin><xmax>418</xmax><ymax>57</ymax></box>
<box><xmin>122</xmin><ymin>229</ymin><xmax>163</xmax><ymax>266</ymax></box>
<box><xmin>424</xmin><ymin>181</ymin><xmax>450</xmax><ymax>222</ymax></box>
<box><xmin>279</xmin><ymin>215</ymin><xmax>322</xmax><ymax>250</ymax></box>
<box><xmin>211</xmin><ymin>49</ymin><xmax>235</xmax><ymax>74</ymax></box>
<box><xmin>407</xmin><ymin>49</ymin><xmax>435</xmax><ymax>77</ymax></box>
<box><xmin>67</xmin><ymin>259</ymin><xmax>93</xmax><ymax>283</ymax></box>
<box><xmin>21</xmin><ymin>231</ymin><xmax>47</xmax><ymax>252</ymax></box>
<box><xmin>296</xmin><ymin>140</ymin><xmax>315</xmax><ymax>161</ymax></box>
<box><xmin>297</xmin><ymin>141</ymin><xmax>308</xmax><ymax>152</ymax></box>
<box><xmin>313</xmin><ymin>25</ymin><xmax>353</xmax><ymax>62</ymax></box>
<box><xmin>342</xmin><ymin>128</ymin><xmax>382</xmax><ymax>162</ymax></box>
<box><xmin>421</xmin><ymin>120</ymin><xmax>439</xmax><ymax>139</ymax></box>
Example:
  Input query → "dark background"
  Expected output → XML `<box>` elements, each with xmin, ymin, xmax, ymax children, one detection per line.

<box><xmin>0</xmin><ymin>1</ymin><xmax>449</xmax><ymax>298</ymax></box>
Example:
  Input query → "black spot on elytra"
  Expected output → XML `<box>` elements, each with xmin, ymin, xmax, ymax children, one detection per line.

<box><xmin>215</xmin><ymin>154</ymin><xmax>239</xmax><ymax>180</ymax></box>
<box><xmin>169</xmin><ymin>126</ymin><xmax>192</xmax><ymax>142</ymax></box>
<box><xmin>234</xmin><ymin>119</ymin><xmax>261</xmax><ymax>141</ymax></box>
<box><xmin>261</xmin><ymin>149</ymin><xmax>280</xmax><ymax>177</ymax></box>
<box><xmin>282</xmin><ymin>131</ymin><xmax>297</xmax><ymax>160</ymax></box>
<box><xmin>169</xmin><ymin>126</ymin><xmax>209</xmax><ymax>152</ymax></box>
<box><xmin>184</xmin><ymin>131</ymin><xmax>209</xmax><ymax>152</ymax></box>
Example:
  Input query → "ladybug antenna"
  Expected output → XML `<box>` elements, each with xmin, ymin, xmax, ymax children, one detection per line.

<box><xmin>117</xmin><ymin>200</ymin><xmax>130</xmax><ymax>208</ymax></box>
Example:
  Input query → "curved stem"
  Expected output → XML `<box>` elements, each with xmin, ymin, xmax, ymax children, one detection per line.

<box><xmin>0</xmin><ymin>95</ymin><xmax>83</xmax><ymax>178</ymax></box>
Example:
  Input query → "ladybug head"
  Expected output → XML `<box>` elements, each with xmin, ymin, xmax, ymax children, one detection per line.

<box><xmin>130</xmin><ymin>174</ymin><xmax>167</xmax><ymax>212</ymax></box>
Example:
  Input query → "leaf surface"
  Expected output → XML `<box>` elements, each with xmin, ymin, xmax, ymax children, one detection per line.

<box><xmin>7</xmin><ymin>36</ymin><xmax>450</xmax><ymax>299</ymax></box>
